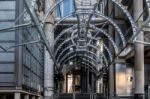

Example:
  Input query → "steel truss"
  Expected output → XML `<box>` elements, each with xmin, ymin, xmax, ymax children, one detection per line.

<box><xmin>42</xmin><ymin>0</ymin><xmax>138</xmax><ymax>37</ymax></box>
<box><xmin>10</xmin><ymin>0</ymin><xmax>150</xmax><ymax>74</ymax></box>
<box><xmin>60</xmin><ymin>53</ymin><xmax>105</xmax><ymax>71</ymax></box>
<box><xmin>54</xmin><ymin>24</ymin><xmax>118</xmax><ymax>57</ymax></box>
<box><xmin>57</xmin><ymin>45</ymin><xmax>109</xmax><ymax>69</ymax></box>
<box><xmin>44</xmin><ymin>0</ymin><xmax>150</xmax><ymax>72</ymax></box>
<box><xmin>0</xmin><ymin>0</ymin><xmax>149</xmax><ymax>76</ymax></box>
<box><xmin>56</xmin><ymin>43</ymin><xmax>112</xmax><ymax>66</ymax></box>
<box><xmin>50</xmin><ymin>11</ymin><xmax>126</xmax><ymax>48</ymax></box>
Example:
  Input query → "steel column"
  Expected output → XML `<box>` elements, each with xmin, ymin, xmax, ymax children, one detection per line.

<box><xmin>134</xmin><ymin>0</ymin><xmax>145</xmax><ymax>98</ymax></box>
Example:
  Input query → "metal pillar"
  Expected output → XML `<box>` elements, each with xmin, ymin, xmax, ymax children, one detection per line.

<box><xmin>91</xmin><ymin>73</ymin><xmax>95</xmax><ymax>93</ymax></box>
<box><xmin>16</xmin><ymin>0</ymin><xmax>24</xmax><ymax>89</ymax></box>
<box><xmin>87</xmin><ymin>66</ymin><xmax>90</xmax><ymax>93</ymax></box>
<box><xmin>109</xmin><ymin>64</ymin><xmax>115</xmax><ymax>98</ymax></box>
<box><xmin>44</xmin><ymin>0</ymin><xmax>54</xmax><ymax>99</ymax></box>
<box><xmin>14</xmin><ymin>93</ymin><xmax>21</xmax><ymax>99</ymax></box>
<box><xmin>63</xmin><ymin>73</ymin><xmax>67</xmax><ymax>93</ymax></box>
<box><xmin>134</xmin><ymin>0</ymin><xmax>144</xmax><ymax>98</ymax></box>
<box><xmin>44</xmin><ymin>50</ymin><xmax>54</xmax><ymax>98</ymax></box>
<box><xmin>108</xmin><ymin>0</ymin><xmax>115</xmax><ymax>98</ymax></box>
<box><xmin>24</xmin><ymin>94</ymin><xmax>29</xmax><ymax>99</ymax></box>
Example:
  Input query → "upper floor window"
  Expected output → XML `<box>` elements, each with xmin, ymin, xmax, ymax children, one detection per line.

<box><xmin>0</xmin><ymin>1</ymin><xmax>15</xmax><ymax>21</ymax></box>
<box><xmin>56</xmin><ymin>0</ymin><xmax>74</xmax><ymax>17</ymax></box>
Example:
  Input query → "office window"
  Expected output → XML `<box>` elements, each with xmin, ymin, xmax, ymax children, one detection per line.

<box><xmin>0</xmin><ymin>64</ymin><xmax>14</xmax><ymax>72</ymax></box>
<box><xmin>0</xmin><ymin>74</ymin><xmax>14</xmax><ymax>82</ymax></box>
<box><xmin>63</xmin><ymin>0</ymin><xmax>72</xmax><ymax>16</ymax></box>
<box><xmin>0</xmin><ymin>1</ymin><xmax>15</xmax><ymax>21</ymax></box>
<box><xmin>23</xmin><ymin>66</ymin><xmax>30</xmax><ymax>86</ymax></box>
<box><xmin>0</xmin><ymin>31</ymin><xmax>15</xmax><ymax>41</ymax></box>
<box><xmin>0</xmin><ymin>53</ymin><xmax>15</xmax><ymax>62</ymax></box>
<box><xmin>0</xmin><ymin>11</ymin><xmax>15</xmax><ymax>20</ymax></box>
<box><xmin>56</xmin><ymin>0</ymin><xmax>74</xmax><ymax>17</ymax></box>
<box><xmin>0</xmin><ymin>1</ymin><xmax>15</xmax><ymax>10</ymax></box>
<box><xmin>0</xmin><ymin>1</ymin><xmax>16</xmax><ymax>85</ymax></box>
<box><xmin>22</xmin><ymin>26</ymin><xmax>44</xmax><ymax>90</ymax></box>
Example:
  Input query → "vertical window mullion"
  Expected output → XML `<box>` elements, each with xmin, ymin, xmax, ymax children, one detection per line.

<box><xmin>62</xmin><ymin>1</ymin><xmax>64</xmax><ymax>17</ymax></box>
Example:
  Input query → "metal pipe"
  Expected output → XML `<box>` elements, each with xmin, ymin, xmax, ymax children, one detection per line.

<box><xmin>0</xmin><ymin>23</ymin><xmax>32</xmax><ymax>32</ymax></box>
<box><xmin>85</xmin><ymin>3</ymin><xmax>98</xmax><ymax>35</ymax></box>
<box><xmin>73</xmin><ymin>0</ymin><xmax>81</xmax><ymax>37</ymax></box>
<box><xmin>8</xmin><ymin>40</ymin><xmax>41</xmax><ymax>50</ymax></box>
<box><xmin>134</xmin><ymin>40</ymin><xmax>150</xmax><ymax>45</ymax></box>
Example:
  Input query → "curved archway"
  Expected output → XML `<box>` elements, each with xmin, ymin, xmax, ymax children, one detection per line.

<box><xmin>56</xmin><ymin>43</ymin><xmax>113</xmax><ymax>65</ymax></box>
<box><xmin>59</xmin><ymin>54</ymin><xmax>97</xmax><ymax>69</ymax></box>
<box><xmin>62</xmin><ymin>59</ymin><xmax>99</xmax><ymax>74</ymax></box>
<box><xmin>54</xmin><ymin>25</ymin><xmax>118</xmax><ymax>57</ymax></box>
<box><xmin>58</xmin><ymin>50</ymin><xmax>109</xmax><ymax>69</ymax></box>
<box><xmin>60</xmin><ymin>53</ymin><xmax>107</xmax><ymax>70</ymax></box>
<box><xmin>58</xmin><ymin>51</ymin><xmax>98</xmax><ymax>66</ymax></box>
<box><xmin>42</xmin><ymin>0</ymin><xmax>138</xmax><ymax>36</ymax></box>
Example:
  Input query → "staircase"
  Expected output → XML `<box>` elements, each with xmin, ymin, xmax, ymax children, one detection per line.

<box><xmin>54</xmin><ymin>93</ymin><xmax>107</xmax><ymax>99</ymax></box>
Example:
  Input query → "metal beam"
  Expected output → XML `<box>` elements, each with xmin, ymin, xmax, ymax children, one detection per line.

<box><xmin>73</xmin><ymin>0</ymin><xmax>80</xmax><ymax>38</ymax></box>
<box><xmin>134</xmin><ymin>40</ymin><xmax>150</xmax><ymax>45</ymax></box>
<box><xmin>111</xmin><ymin>0</ymin><xmax>137</xmax><ymax>35</ymax></box>
<box><xmin>8</xmin><ymin>40</ymin><xmax>42</xmax><ymax>50</ymax></box>
<box><xmin>85</xmin><ymin>3</ymin><xmax>98</xmax><ymax>38</ymax></box>
<box><xmin>0</xmin><ymin>23</ymin><xmax>32</xmax><ymax>32</ymax></box>
<box><xmin>24</xmin><ymin>0</ymin><xmax>59</xmax><ymax>71</ymax></box>
<box><xmin>42</xmin><ymin>0</ymin><xmax>65</xmax><ymax>23</ymax></box>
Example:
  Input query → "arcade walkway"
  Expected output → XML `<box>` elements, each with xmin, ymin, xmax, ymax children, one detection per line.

<box><xmin>0</xmin><ymin>0</ymin><xmax>150</xmax><ymax>99</ymax></box>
